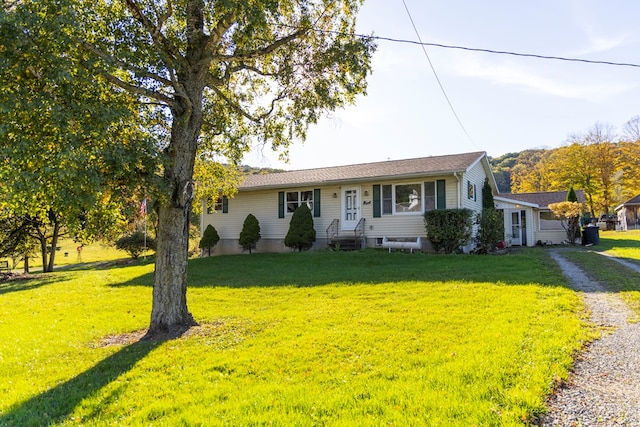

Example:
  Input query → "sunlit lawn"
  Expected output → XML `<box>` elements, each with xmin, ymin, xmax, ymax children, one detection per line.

<box><xmin>0</xmin><ymin>248</ymin><xmax>592</xmax><ymax>426</ymax></box>
<box><xmin>563</xmin><ymin>229</ymin><xmax>640</xmax><ymax>317</ymax></box>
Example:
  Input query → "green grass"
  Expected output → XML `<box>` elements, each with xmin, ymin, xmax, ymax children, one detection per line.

<box><xmin>594</xmin><ymin>229</ymin><xmax>640</xmax><ymax>261</ymax></box>
<box><xmin>562</xmin><ymin>229</ymin><xmax>640</xmax><ymax>317</ymax></box>
<box><xmin>0</xmin><ymin>249</ymin><xmax>592</xmax><ymax>426</ymax></box>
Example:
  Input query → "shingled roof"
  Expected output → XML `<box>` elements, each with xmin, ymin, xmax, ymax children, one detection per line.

<box><xmin>239</xmin><ymin>151</ymin><xmax>487</xmax><ymax>190</ymax></box>
<box><xmin>622</xmin><ymin>194</ymin><xmax>640</xmax><ymax>205</ymax></box>
<box><xmin>497</xmin><ymin>190</ymin><xmax>586</xmax><ymax>208</ymax></box>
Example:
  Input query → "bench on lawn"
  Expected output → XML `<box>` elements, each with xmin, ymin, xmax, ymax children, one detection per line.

<box><xmin>0</xmin><ymin>260</ymin><xmax>9</xmax><ymax>271</ymax></box>
<box><xmin>381</xmin><ymin>236</ymin><xmax>423</xmax><ymax>253</ymax></box>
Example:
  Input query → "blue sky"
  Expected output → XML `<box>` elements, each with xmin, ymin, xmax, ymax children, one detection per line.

<box><xmin>244</xmin><ymin>0</ymin><xmax>640</xmax><ymax>170</ymax></box>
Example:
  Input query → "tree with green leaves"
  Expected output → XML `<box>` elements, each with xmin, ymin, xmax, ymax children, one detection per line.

<box><xmin>0</xmin><ymin>2</ymin><xmax>156</xmax><ymax>272</ymax></box>
<box><xmin>0</xmin><ymin>213</ymin><xmax>38</xmax><ymax>273</ymax></box>
<box><xmin>2</xmin><ymin>1</ymin><xmax>375</xmax><ymax>337</ymax></box>
<box><xmin>198</xmin><ymin>224</ymin><xmax>220</xmax><ymax>257</ymax></box>
<box><xmin>475</xmin><ymin>178</ymin><xmax>504</xmax><ymax>253</ymax></box>
<box><xmin>193</xmin><ymin>157</ymin><xmax>242</xmax><ymax>216</ymax></box>
<box><xmin>285</xmin><ymin>204</ymin><xmax>316</xmax><ymax>252</ymax></box>
<box><xmin>116</xmin><ymin>231</ymin><xmax>157</xmax><ymax>259</ymax></box>
<box><xmin>239</xmin><ymin>214</ymin><xmax>260</xmax><ymax>254</ymax></box>
<box><xmin>481</xmin><ymin>178</ymin><xmax>495</xmax><ymax>209</ymax></box>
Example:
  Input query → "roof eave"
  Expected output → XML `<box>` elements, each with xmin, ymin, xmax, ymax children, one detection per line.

<box><xmin>494</xmin><ymin>196</ymin><xmax>540</xmax><ymax>208</ymax></box>
<box><xmin>238</xmin><ymin>169</ymin><xmax>471</xmax><ymax>191</ymax></box>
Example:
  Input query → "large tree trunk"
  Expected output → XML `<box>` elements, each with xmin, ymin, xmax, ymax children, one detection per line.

<box><xmin>148</xmin><ymin>204</ymin><xmax>197</xmax><ymax>337</ymax></box>
<box><xmin>144</xmin><ymin>2</ymin><xmax>212</xmax><ymax>339</ymax></box>
<box><xmin>145</xmin><ymin>93</ymin><xmax>202</xmax><ymax>339</ymax></box>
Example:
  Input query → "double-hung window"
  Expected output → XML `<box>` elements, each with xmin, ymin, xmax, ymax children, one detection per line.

<box><xmin>206</xmin><ymin>196</ymin><xmax>228</xmax><ymax>214</ymax></box>
<box><xmin>279</xmin><ymin>189</ymin><xmax>321</xmax><ymax>218</ymax></box>
<box><xmin>286</xmin><ymin>190</ymin><xmax>313</xmax><ymax>214</ymax></box>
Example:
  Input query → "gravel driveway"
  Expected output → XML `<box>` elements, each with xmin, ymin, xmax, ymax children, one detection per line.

<box><xmin>539</xmin><ymin>250</ymin><xmax>640</xmax><ymax>426</ymax></box>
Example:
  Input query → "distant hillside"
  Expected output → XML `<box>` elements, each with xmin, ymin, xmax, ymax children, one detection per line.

<box><xmin>239</xmin><ymin>165</ymin><xmax>286</xmax><ymax>175</ymax></box>
<box><xmin>488</xmin><ymin>152</ymin><xmax>518</xmax><ymax>193</ymax></box>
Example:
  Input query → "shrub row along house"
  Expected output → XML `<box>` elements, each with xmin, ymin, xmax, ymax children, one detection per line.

<box><xmin>200</xmin><ymin>151</ymin><xmax>579</xmax><ymax>255</ymax></box>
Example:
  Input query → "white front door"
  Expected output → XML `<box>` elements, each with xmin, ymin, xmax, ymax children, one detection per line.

<box><xmin>511</xmin><ymin>210</ymin><xmax>523</xmax><ymax>245</ymax></box>
<box><xmin>342</xmin><ymin>187</ymin><xmax>360</xmax><ymax>231</ymax></box>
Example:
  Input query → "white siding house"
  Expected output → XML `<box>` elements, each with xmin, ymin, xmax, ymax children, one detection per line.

<box><xmin>201</xmin><ymin>151</ymin><xmax>497</xmax><ymax>255</ymax></box>
<box><xmin>495</xmin><ymin>190</ymin><xmax>586</xmax><ymax>246</ymax></box>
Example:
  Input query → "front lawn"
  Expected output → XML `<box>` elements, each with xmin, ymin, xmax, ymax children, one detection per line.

<box><xmin>0</xmin><ymin>249</ymin><xmax>589</xmax><ymax>426</ymax></box>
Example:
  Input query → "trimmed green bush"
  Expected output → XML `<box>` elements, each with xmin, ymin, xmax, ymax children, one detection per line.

<box><xmin>424</xmin><ymin>209</ymin><xmax>473</xmax><ymax>254</ymax></box>
<box><xmin>115</xmin><ymin>231</ymin><xmax>156</xmax><ymax>259</ymax></box>
<box><xmin>239</xmin><ymin>214</ymin><xmax>261</xmax><ymax>253</ymax></box>
<box><xmin>199</xmin><ymin>224</ymin><xmax>220</xmax><ymax>256</ymax></box>
<box><xmin>475</xmin><ymin>208</ymin><xmax>505</xmax><ymax>253</ymax></box>
<box><xmin>285</xmin><ymin>204</ymin><xmax>316</xmax><ymax>251</ymax></box>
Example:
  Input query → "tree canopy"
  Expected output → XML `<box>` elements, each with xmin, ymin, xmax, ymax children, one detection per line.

<box><xmin>1</xmin><ymin>0</ymin><xmax>375</xmax><ymax>336</ymax></box>
<box><xmin>0</xmin><ymin>1</ymin><xmax>157</xmax><ymax>271</ymax></box>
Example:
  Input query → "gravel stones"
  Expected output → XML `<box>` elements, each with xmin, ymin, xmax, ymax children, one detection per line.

<box><xmin>539</xmin><ymin>251</ymin><xmax>640</xmax><ymax>426</ymax></box>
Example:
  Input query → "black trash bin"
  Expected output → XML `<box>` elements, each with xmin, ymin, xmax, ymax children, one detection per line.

<box><xmin>582</xmin><ymin>226</ymin><xmax>599</xmax><ymax>245</ymax></box>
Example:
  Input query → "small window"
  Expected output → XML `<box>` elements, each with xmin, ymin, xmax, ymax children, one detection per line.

<box><xmin>207</xmin><ymin>196</ymin><xmax>228</xmax><ymax>214</ymax></box>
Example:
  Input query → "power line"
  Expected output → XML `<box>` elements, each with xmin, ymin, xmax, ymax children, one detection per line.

<box><xmin>353</xmin><ymin>32</ymin><xmax>640</xmax><ymax>69</ymax></box>
<box><xmin>283</xmin><ymin>22</ymin><xmax>640</xmax><ymax>69</ymax></box>
<box><xmin>400</xmin><ymin>0</ymin><xmax>479</xmax><ymax>149</ymax></box>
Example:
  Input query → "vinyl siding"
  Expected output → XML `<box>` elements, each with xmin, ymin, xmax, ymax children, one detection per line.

<box><xmin>201</xmin><ymin>168</ymin><xmax>489</xmax><ymax>254</ymax></box>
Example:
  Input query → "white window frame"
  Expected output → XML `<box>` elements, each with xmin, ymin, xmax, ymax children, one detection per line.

<box><xmin>393</xmin><ymin>183</ymin><xmax>423</xmax><ymax>215</ymax></box>
<box><xmin>206</xmin><ymin>196</ymin><xmax>226</xmax><ymax>214</ymax></box>
<box><xmin>286</xmin><ymin>190</ymin><xmax>314</xmax><ymax>215</ymax></box>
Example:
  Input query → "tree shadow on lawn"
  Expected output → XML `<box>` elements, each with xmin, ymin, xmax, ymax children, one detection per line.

<box><xmin>0</xmin><ymin>339</ymin><xmax>162</xmax><ymax>426</ymax></box>
<box><xmin>110</xmin><ymin>248</ymin><xmax>572</xmax><ymax>289</ymax></box>
<box><xmin>0</xmin><ymin>273</ymin><xmax>70</xmax><ymax>296</ymax></box>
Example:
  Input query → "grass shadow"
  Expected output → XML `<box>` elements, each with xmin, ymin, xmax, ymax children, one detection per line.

<box><xmin>0</xmin><ymin>339</ymin><xmax>162</xmax><ymax>426</ymax></box>
<box><xmin>0</xmin><ymin>273</ymin><xmax>70</xmax><ymax>296</ymax></box>
<box><xmin>111</xmin><ymin>247</ymin><xmax>571</xmax><ymax>290</ymax></box>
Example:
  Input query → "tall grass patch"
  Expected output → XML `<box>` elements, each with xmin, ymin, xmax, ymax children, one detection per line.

<box><xmin>1</xmin><ymin>250</ymin><xmax>587</xmax><ymax>426</ymax></box>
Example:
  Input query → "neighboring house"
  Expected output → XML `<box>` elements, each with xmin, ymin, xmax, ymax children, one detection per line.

<box><xmin>495</xmin><ymin>190</ymin><xmax>586</xmax><ymax>246</ymax></box>
<box><xmin>201</xmin><ymin>151</ymin><xmax>497</xmax><ymax>255</ymax></box>
<box><xmin>615</xmin><ymin>194</ymin><xmax>640</xmax><ymax>231</ymax></box>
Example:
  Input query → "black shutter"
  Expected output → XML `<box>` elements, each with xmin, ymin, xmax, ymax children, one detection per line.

<box><xmin>222</xmin><ymin>196</ymin><xmax>229</xmax><ymax>213</ymax></box>
<box><xmin>373</xmin><ymin>185</ymin><xmax>381</xmax><ymax>218</ymax></box>
<box><xmin>436</xmin><ymin>180</ymin><xmax>446</xmax><ymax>209</ymax></box>
<box><xmin>278</xmin><ymin>191</ymin><xmax>285</xmax><ymax>218</ymax></box>
<box><xmin>314</xmin><ymin>189</ymin><xmax>321</xmax><ymax>217</ymax></box>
